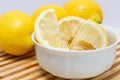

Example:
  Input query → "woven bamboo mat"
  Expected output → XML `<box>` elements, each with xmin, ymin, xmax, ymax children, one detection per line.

<box><xmin>0</xmin><ymin>43</ymin><xmax>120</xmax><ymax>80</ymax></box>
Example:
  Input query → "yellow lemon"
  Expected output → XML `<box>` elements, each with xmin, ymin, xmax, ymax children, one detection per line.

<box><xmin>64</xmin><ymin>0</ymin><xmax>103</xmax><ymax>23</ymax></box>
<box><xmin>32</xmin><ymin>4</ymin><xmax>68</xmax><ymax>20</ymax></box>
<box><xmin>34</xmin><ymin>9</ymin><xmax>108</xmax><ymax>51</ymax></box>
<box><xmin>0</xmin><ymin>11</ymin><xmax>34</xmax><ymax>56</ymax></box>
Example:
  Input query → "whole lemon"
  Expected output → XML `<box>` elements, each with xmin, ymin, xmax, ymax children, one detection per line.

<box><xmin>32</xmin><ymin>4</ymin><xmax>68</xmax><ymax>20</ymax></box>
<box><xmin>0</xmin><ymin>11</ymin><xmax>34</xmax><ymax>56</ymax></box>
<box><xmin>64</xmin><ymin>0</ymin><xmax>103</xmax><ymax>23</ymax></box>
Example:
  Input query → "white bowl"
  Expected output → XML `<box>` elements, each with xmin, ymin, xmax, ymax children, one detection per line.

<box><xmin>32</xmin><ymin>25</ymin><xmax>120</xmax><ymax>79</ymax></box>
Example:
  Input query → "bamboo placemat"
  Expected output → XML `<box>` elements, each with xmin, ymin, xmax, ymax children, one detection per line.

<box><xmin>0</xmin><ymin>43</ymin><xmax>120</xmax><ymax>80</ymax></box>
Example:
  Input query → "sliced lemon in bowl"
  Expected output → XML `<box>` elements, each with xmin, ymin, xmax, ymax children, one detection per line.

<box><xmin>59</xmin><ymin>16</ymin><xmax>86</xmax><ymax>40</ymax></box>
<box><xmin>58</xmin><ymin>16</ymin><xmax>88</xmax><ymax>50</ymax></box>
<box><xmin>34</xmin><ymin>9</ymin><xmax>69</xmax><ymax>49</ymax></box>
<box><xmin>34</xmin><ymin>9</ymin><xmax>108</xmax><ymax>51</ymax></box>
<box><xmin>69</xmin><ymin>20</ymin><xmax>108</xmax><ymax>50</ymax></box>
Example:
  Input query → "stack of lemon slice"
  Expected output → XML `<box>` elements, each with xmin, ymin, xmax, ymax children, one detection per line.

<box><xmin>34</xmin><ymin>9</ymin><xmax>108</xmax><ymax>51</ymax></box>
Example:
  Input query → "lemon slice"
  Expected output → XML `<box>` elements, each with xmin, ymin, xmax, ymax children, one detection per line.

<box><xmin>69</xmin><ymin>20</ymin><xmax>108</xmax><ymax>50</ymax></box>
<box><xmin>59</xmin><ymin>16</ymin><xmax>86</xmax><ymax>40</ymax></box>
<box><xmin>34</xmin><ymin>9</ymin><xmax>69</xmax><ymax>49</ymax></box>
<box><xmin>59</xmin><ymin>16</ymin><xmax>89</xmax><ymax>50</ymax></box>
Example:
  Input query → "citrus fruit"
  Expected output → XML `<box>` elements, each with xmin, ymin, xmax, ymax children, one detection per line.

<box><xmin>59</xmin><ymin>16</ymin><xmax>86</xmax><ymax>39</ymax></box>
<box><xmin>69</xmin><ymin>20</ymin><xmax>108</xmax><ymax>50</ymax></box>
<box><xmin>64</xmin><ymin>0</ymin><xmax>103</xmax><ymax>23</ymax></box>
<box><xmin>0</xmin><ymin>11</ymin><xmax>34</xmax><ymax>55</ymax></box>
<box><xmin>34</xmin><ymin>9</ymin><xmax>69</xmax><ymax>49</ymax></box>
<box><xmin>35</xmin><ymin>9</ymin><xmax>108</xmax><ymax>51</ymax></box>
<box><xmin>32</xmin><ymin>4</ymin><xmax>68</xmax><ymax>20</ymax></box>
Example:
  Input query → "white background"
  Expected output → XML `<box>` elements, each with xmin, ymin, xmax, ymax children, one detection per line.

<box><xmin>0</xmin><ymin>0</ymin><xmax>120</xmax><ymax>30</ymax></box>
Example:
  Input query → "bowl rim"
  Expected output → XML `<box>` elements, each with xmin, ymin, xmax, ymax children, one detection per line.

<box><xmin>32</xmin><ymin>24</ymin><xmax>120</xmax><ymax>54</ymax></box>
